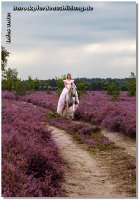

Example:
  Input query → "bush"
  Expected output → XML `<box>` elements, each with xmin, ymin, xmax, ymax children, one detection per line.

<box><xmin>2</xmin><ymin>79</ymin><xmax>13</xmax><ymax>91</ymax></box>
<box><xmin>12</xmin><ymin>79</ymin><xmax>27</xmax><ymax>95</ymax></box>
<box><xmin>76</xmin><ymin>81</ymin><xmax>89</xmax><ymax>97</ymax></box>
<box><xmin>104</xmin><ymin>81</ymin><xmax>120</xmax><ymax>100</ymax></box>
<box><xmin>127</xmin><ymin>72</ymin><xmax>136</xmax><ymax>96</ymax></box>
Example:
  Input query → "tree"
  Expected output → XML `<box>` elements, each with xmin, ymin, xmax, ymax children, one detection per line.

<box><xmin>49</xmin><ymin>79</ymin><xmax>57</xmax><ymax>87</ymax></box>
<box><xmin>5</xmin><ymin>68</ymin><xmax>18</xmax><ymax>81</ymax></box>
<box><xmin>1</xmin><ymin>46</ymin><xmax>10</xmax><ymax>79</ymax></box>
<box><xmin>55</xmin><ymin>75</ymin><xmax>66</xmax><ymax>96</ymax></box>
<box><xmin>2</xmin><ymin>68</ymin><xmax>18</xmax><ymax>91</ymax></box>
<box><xmin>127</xmin><ymin>72</ymin><xmax>136</xmax><ymax>96</ymax></box>
<box><xmin>12</xmin><ymin>79</ymin><xmax>27</xmax><ymax>95</ymax></box>
<box><xmin>55</xmin><ymin>75</ymin><xmax>66</xmax><ymax>88</ymax></box>
<box><xmin>104</xmin><ymin>80</ymin><xmax>120</xmax><ymax>100</ymax></box>
<box><xmin>33</xmin><ymin>78</ymin><xmax>40</xmax><ymax>91</ymax></box>
<box><xmin>26</xmin><ymin>75</ymin><xmax>35</xmax><ymax>91</ymax></box>
<box><xmin>76</xmin><ymin>81</ymin><xmax>89</xmax><ymax>97</ymax></box>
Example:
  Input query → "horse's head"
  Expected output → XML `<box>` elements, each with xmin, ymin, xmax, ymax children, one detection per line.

<box><xmin>69</xmin><ymin>83</ymin><xmax>76</xmax><ymax>97</ymax></box>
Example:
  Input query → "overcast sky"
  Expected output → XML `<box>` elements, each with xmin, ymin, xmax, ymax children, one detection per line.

<box><xmin>2</xmin><ymin>1</ymin><xmax>136</xmax><ymax>80</ymax></box>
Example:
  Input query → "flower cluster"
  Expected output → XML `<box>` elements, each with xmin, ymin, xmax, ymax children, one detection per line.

<box><xmin>2</xmin><ymin>99</ymin><xmax>63</xmax><ymax>197</ymax></box>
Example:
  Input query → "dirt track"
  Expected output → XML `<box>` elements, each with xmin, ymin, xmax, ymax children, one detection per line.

<box><xmin>101</xmin><ymin>129</ymin><xmax>136</xmax><ymax>157</ymax></box>
<box><xmin>20</xmin><ymin>101</ymin><xmax>136</xmax><ymax>197</ymax></box>
<box><xmin>49</xmin><ymin>126</ymin><xmax>127</xmax><ymax>198</ymax></box>
<box><xmin>74</xmin><ymin>121</ymin><xmax>136</xmax><ymax>157</ymax></box>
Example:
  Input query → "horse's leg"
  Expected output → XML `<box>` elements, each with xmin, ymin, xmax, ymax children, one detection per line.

<box><xmin>72</xmin><ymin>96</ymin><xmax>76</xmax><ymax>119</ymax></box>
<box><xmin>72</xmin><ymin>103</ymin><xmax>75</xmax><ymax>119</ymax></box>
<box><xmin>66</xmin><ymin>104</ymin><xmax>69</xmax><ymax>119</ymax></box>
<box><xmin>71</xmin><ymin>106</ymin><xmax>73</xmax><ymax>119</ymax></box>
<box><xmin>62</xmin><ymin>106</ymin><xmax>65</xmax><ymax>117</ymax></box>
<box><xmin>70</xmin><ymin>97</ymin><xmax>74</xmax><ymax>120</ymax></box>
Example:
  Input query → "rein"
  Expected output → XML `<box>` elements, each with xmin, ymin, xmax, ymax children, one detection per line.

<box><xmin>68</xmin><ymin>87</ymin><xmax>72</xmax><ymax>99</ymax></box>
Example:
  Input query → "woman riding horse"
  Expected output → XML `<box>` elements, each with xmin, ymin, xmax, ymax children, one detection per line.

<box><xmin>57</xmin><ymin>73</ymin><xmax>79</xmax><ymax>116</ymax></box>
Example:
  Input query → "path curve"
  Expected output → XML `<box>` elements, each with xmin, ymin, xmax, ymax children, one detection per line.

<box><xmin>101</xmin><ymin>129</ymin><xmax>136</xmax><ymax>157</ymax></box>
<box><xmin>49</xmin><ymin>126</ymin><xmax>127</xmax><ymax>198</ymax></box>
<box><xmin>74</xmin><ymin>121</ymin><xmax>136</xmax><ymax>157</ymax></box>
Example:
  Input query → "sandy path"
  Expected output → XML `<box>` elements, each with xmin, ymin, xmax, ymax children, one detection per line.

<box><xmin>101</xmin><ymin>129</ymin><xmax>136</xmax><ymax>157</ymax></box>
<box><xmin>49</xmin><ymin>126</ymin><xmax>127</xmax><ymax>198</ymax></box>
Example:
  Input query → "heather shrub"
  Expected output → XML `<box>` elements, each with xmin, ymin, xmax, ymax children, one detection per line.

<box><xmin>19</xmin><ymin>91</ymin><xmax>58</xmax><ymax>110</ymax></box>
<box><xmin>26</xmin><ymin>149</ymin><xmax>63</xmax><ymax>182</ymax></box>
<box><xmin>72</xmin><ymin>123</ymin><xmax>84</xmax><ymax>132</ymax></box>
<box><xmin>77</xmin><ymin>127</ymin><xmax>94</xmax><ymax>135</ymax></box>
<box><xmin>2</xmin><ymin>99</ymin><xmax>63</xmax><ymax>197</ymax></box>
<box><xmin>111</xmin><ymin>121</ymin><xmax>121</xmax><ymax>132</ymax></box>
<box><xmin>75</xmin><ymin>91</ymin><xmax>136</xmax><ymax>137</ymax></box>
<box><xmin>2</xmin><ymin>160</ymin><xmax>27</xmax><ymax>197</ymax></box>
<box><xmin>48</xmin><ymin>118</ymin><xmax>114</xmax><ymax>149</ymax></box>
<box><xmin>2</xmin><ymin>90</ymin><xmax>17</xmax><ymax>100</ymax></box>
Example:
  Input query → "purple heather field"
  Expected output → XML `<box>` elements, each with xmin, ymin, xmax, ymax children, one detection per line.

<box><xmin>12</xmin><ymin>90</ymin><xmax>136</xmax><ymax>137</ymax></box>
<box><xmin>2</xmin><ymin>97</ymin><xmax>64</xmax><ymax>197</ymax></box>
<box><xmin>2</xmin><ymin>90</ymin><xmax>136</xmax><ymax>197</ymax></box>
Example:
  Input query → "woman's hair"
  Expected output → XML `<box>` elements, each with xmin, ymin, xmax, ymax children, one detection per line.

<box><xmin>66</xmin><ymin>73</ymin><xmax>72</xmax><ymax>79</ymax></box>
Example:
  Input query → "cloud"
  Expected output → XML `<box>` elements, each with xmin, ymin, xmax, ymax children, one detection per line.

<box><xmin>7</xmin><ymin>38</ymin><xmax>135</xmax><ymax>79</ymax></box>
<box><xmin>2</xmin><ymin>1</ymin><xmax>136</xmax><ymax>79</ymax></box>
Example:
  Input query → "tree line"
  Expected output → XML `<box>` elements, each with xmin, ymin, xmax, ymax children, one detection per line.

<box><xmin>1</xmin><ymin>46</ymin><xmax>136</xmax><ymax>98</ymax></box>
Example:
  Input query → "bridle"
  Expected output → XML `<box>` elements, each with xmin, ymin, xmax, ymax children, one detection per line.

<box><xmin>69</xmin><ymin>84</ymin><xmax>76</xmax><ymax>97</ymax></box>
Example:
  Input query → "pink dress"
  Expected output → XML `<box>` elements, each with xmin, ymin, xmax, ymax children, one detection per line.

<box><xmin>57</xmin><ymin>79</ymin><xmax>79</xmax><ymax>114</ymax></box>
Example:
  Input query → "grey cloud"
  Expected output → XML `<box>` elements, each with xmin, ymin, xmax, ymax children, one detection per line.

<box><xmin>2</xmin><ymin>1</ymin><xmax>136</xmax><ymax>79</ymax></box>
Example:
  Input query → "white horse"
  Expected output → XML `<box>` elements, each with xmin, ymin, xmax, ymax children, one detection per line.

<box><xmin>62</xmin><ymin>84</ymin><xmax>77</xmax><ymax>119</ymax></box>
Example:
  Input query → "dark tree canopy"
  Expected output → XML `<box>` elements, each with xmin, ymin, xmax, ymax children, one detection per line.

<box><xmin>1</xmin><ymin>46</ymin><xmax>10</xmax><ymax>72</ymax></box>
